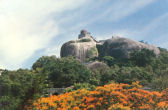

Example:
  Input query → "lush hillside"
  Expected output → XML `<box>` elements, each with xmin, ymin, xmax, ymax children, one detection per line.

<box><xmin>0</xmin><ymin>42</ymin><xmax>168</xmax><ymax>109</ymax></box>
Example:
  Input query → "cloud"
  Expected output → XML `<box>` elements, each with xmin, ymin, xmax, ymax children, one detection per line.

<box><xmin>105</xmin><ymin>12</ymin><xmax>168</xmax><ymax>48</ymax></box>
<box><xmin>0</xmin><ymin>0</ymin><xmax>159</xmax><ymax>70</ymax></box>
<box><xmin>56</xmin><ymin>0</ymin><xmax>157</xmax><ymax>32</ymax></box>
<box><xmin>143</xmin><ymin>13</ymin><xmax>168</xmax><ymax>48</ymax></box>
<box><xmin>73</xmin><ymin>0</ymin><xmax>157</xmax><ymax>24</ymax></box>
<box><xmin>44</xmin><ymin>46</ymin><xmax>62</xmax><ymax>57</ymax></box>
<box><xmin>0</xmin><ymin>0</ymin><xmax>88</xmax><ymax>69</ymax></box>
<box><xmin>95</xmin><ymin>29</ymin><xmax>135</xmax><ymax>40</ymax></box>
<box><xmin>105</xmin><ymin>0</ymin><xmax>157</xmax><ymax>21</ymax></box>
<box><xmin>41</xmin><ymin>0</ymin><xmax>157</xmax><ymax>60</ymax></box>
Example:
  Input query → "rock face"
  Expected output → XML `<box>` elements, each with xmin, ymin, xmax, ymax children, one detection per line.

<box><xmin>60</xmin><ymin>30</ymin><xmax>98</xmax><ymax>62</ymax></box>
<box><xmin>86</xmin><ymin>61</ymin><xmax>109</xmax><ymax>70</ymax></box>
<box><xmin>98</xmin><ymin>36</ymin><xmax>160</xmax><ymax>59</ymax></box>
<box><xmin>61</xmin><ymin>30</ymin><xmax>160</xmax><ymax>62</ymax></box>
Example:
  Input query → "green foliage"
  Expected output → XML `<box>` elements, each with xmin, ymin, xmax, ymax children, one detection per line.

<box><xmin>130</xmin><ymin>49</ymin><xmax>156</xmax><ymax>66</ymax></box>
<box><xmin>32</xmin><ymin>55</ymin><xmax>57</xmax><ymax>70</ymax></box>
<box><xmin>0</xmin><ymin>96</ymin><xmax>20</xmax><ymax>110</ymax></box>
<box><xmin>86</xmin><ymin>46</ymin><xmax>98</xmax><ymax>59</ymax></box>
<box><xmin>78</xmin><ymin>38</ymin><xmax>91</xmax><ymax>42</ymax></box>
<box><xmin>98</xmin><ymin>47</ymin><xmax>168</xmax><ymax>90</ymax></box>
<box><xmin>0</xmin><ymin>69</ymin><xmax>48</xmax><ymax>110</ymax></box>
<box><xmin>97</xmin><ymin>42</ymin><xmax>127</xmax><ymax>59</ymax></box>
<box><xmin>32</xmin><ymin>56</ymin><xmax>92</xmax><ymax>88</ymax></box>
<box><xmin>89</xmin><ymin>72</ymin><xmax>101</xmax><ymax>86</ymax></box>
<box><xmin>99</xmin><ymin>68</ymin><xmax>117</xmax><ymax>85</ymax></box>
<box><xmin>96</xmin><ymin>44</ymin><xmax>105</xmax><ymax>59</ymax></box>
<box><xmin>151</xmin><ymin>75</ymin><xmax>168</xmax><ymax>91</ymax></box>
<box><xmin>102</xmin><ymin>56</ymin><xmax>115</xmax><ymax>66</ymax></box>
<box><xmin>66</xmin><ymin>83</ymin><xmax>96</xmax><ymax>92</ymax></box>
<box><xmin>1</xmin><ymin>43</ymin><xmax>168</xmax><ymax>109</ymax></box>
<box><xmin>115</xmin><ymin>66</ymin><xmax>153</xmax><ymax>85</ymax></box>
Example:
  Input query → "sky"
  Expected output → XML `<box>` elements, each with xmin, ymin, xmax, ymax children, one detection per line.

<box><xmin>0</xmin><ymin>0</ymin><xmax>168</xmax><ymax>70</ymax></box>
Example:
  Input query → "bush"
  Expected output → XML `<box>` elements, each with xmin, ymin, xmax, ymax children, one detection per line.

<box><xmin>78</xmin><ymin>38</ymin><xmax>91</xmax><ymax>42</ymax></box>
<box><xmin>32</xmin><ymin>56</ymin><xmax>92</xmax><ymax>88</ymax></box>
<box><xmin>130</xmin><ymin>49</ymin><xmax>156</xmax><ymax>66</ymax></box>
<box><xmin>0</xmin><ymin>69</ymin><xmax>47</xmax><ymax>110</ymax></box>
<box><xmin>66</xmin><ymin>83</ymin><xmax>96</xmax><ymax>92</ymax></box>
<box><xmin>115</xmin><ymin>66</ymin><xmax>153</xmax><ymax>85</ymax></box>
<box><xmin>32</xmin><ymin>82</ymin><xmax>168</xmax><ymax>110</ymax></box>
<box><xmin>102</xmin><ymin>56</ymin><xmax>115</xmax><ymax>66</ymax></box>
<box><xmin>86</xmin><ymin>46</ymin><xmax>98</xmax><ymax>59</ymax></box>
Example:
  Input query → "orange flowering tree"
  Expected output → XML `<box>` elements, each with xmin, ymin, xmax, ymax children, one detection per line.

<box><xmin>30</xmin><ymin>82</ymin><xmax>168</xmax><ymax>110</ymax></box>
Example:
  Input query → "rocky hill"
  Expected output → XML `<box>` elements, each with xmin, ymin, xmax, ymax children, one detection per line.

<box><xmin>98</xmin><ymin>36</ymin><xmax>160</xmax><ymax>59</ymax></box>
<box><xmin>60</xmin><ymin>30</ymin><xmax>98</xmax><ymax>62</ymax></box>
<box><xmin>60</xmin><ymin>30</ymin><xmax>160</xmax><ymax>61</ymax></box>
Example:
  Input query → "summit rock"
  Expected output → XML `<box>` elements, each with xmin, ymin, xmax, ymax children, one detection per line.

<box><xmin>60</xmin><ymin>30</ymin><xmax>98</xmax><ymax>62</ymax></box>
<box><xmin>60</xmin><ymin>30</ymin><xmax>160</xmax><ymax>62</ymax></box>
<box><xmin>98</xmin><ymin>36</ymin><xmax>160</xmax><ymax>59</ymax></box>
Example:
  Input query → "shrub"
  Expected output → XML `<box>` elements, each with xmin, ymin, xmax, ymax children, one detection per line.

<box><xmin>0</xmin><ymin>69</ymin><xmax>47</xmax><ymax>110</ymax></box>
<box><xmin>78</xmin><ymin>38</ymin><xmax>91</xmax><ymax>42</ymax></box>
<box><xmin>130</xmin><ymin>49</ymin><xmax>156</xmax><ymax>66</ymax></box>
<box><xmin>31</xmin><ymin>82</ymin><xmax>168</xmax><ymax>110</ymax></box>
<box><xmin>32</xmin><ymin>56</ymin><xmax>92</xmax><ymax>88</ymax></box>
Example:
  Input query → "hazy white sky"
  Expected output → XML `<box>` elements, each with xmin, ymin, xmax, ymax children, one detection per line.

<box><xmin>0</xmin><ymin>0</ymin><xmax>168</xmax><ymax>70</ymax></box>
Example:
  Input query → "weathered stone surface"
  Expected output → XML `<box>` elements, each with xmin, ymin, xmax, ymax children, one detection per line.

<box><xmin>60</xmin><ymin>30</ymin><xmax>98</xmax><ymax>62</ymax></box>
<box><xmin>86</xmin><ymin>61</ymin><xmax>109</xmax><ymax>70</ymax></box>
<box><xmin>99</xmin><ymin>36</ymin><xmax>160</xmax><ymax>59</ymax></box>
<box><xmin>47</xmin><ymin>86</ymin><xmax>74</xmax><ymax>95</ymax></box>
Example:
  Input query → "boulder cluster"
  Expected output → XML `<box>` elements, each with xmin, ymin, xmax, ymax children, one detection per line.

<box><xmin>60</xmin><ymin>30</ymin><xmax>160</xmax><ymax>62</ymax></box>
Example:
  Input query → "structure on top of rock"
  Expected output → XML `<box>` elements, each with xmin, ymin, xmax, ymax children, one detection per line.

<box><xmin>61</xmin><ymin>30</ymin><xmax>98</xmax><ymax>62</ymax></box>
<box><xmin>78</xmin><ymin>30</ymin><xmax>91</xmax><ymax>39</ymax></box>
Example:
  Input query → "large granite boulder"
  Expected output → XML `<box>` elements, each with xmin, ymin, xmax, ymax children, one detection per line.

<box><xmin>60</xmin><ymin>30</ymin><xmax>98</xmax><ymax>62</ymax></box>
<box><xmin>98</xmin><ymin>36</ymin><xmax>160</xmax><ymax>59</ymax></box>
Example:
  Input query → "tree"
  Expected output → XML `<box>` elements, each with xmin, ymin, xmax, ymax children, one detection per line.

<box><xmin>102</xmin><ymin>56</ymin><xmax>115</xmax><ymax>66</ymax></box>
<box><xmin>0</xmin><ymin>69</ymin><xmax>47</xmax><ymax>110</ymax></box>
<box><xmin>130</xmin><ymin>49</ymin><xmax>156</xmax><ymax>66</ymax></box>
<box><xmin>32</xmin><ymin>56</ymin><xmax>92</xmax><ymax>88</ymax></box>
<box><xmin>115</xmin><ymin>66</ymin><xmax>153</xmax><ymax>85</ymax></box>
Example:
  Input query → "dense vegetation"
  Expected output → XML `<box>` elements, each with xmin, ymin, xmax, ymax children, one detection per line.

<box><xmin>32</xmin><ymin>56</ymin><xmax>93</xmax><ymax>88</ymax></box>
<box><xmin>0</xmin><ymin>69</ymin><xmax>48</xmax><ymax>110</ymax></box>
<box><xmin>98</xmin><ymin>48</ymin><xmax>168</xmax><ymax>90</ymax></box>
<box><xmin>31</xmin><ymin>82</ymin><xmax>168</xmax><ymax>110</ymax></box>
<box><xmin>0</xmin><ymin>47</ymin><xmax>168</xmax><ymax>109</ymax></box>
